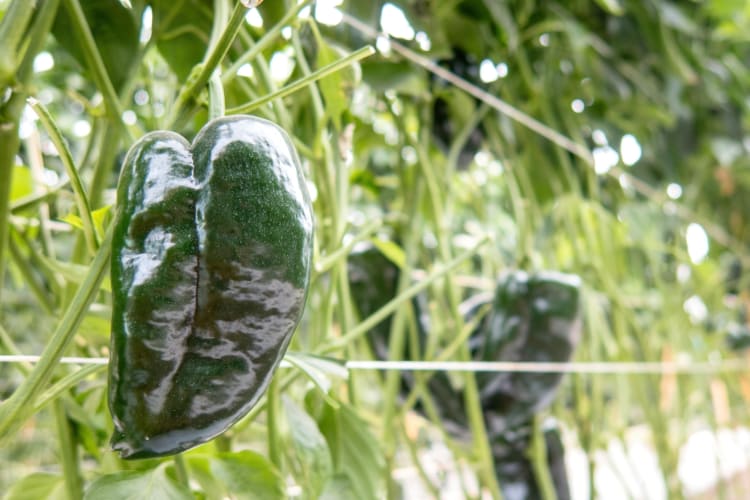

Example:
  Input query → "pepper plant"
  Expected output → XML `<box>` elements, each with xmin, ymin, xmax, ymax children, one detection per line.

<box><xmin>1</xmin><ymin>1</ymin><xmax>750</xmax><ymax>499</ymax></box>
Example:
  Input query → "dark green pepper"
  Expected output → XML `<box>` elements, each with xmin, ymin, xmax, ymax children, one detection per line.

<box><xmin>348</xmin><ymin>258</ymin><xmax>580</xmax><ymax>497</ymax></box>
<box><xmin>478</xmin><ymin>271</ymin><xmax>582</xmax><ymax>432</ymax></box>
<box><xmin>109</xmin><ymin>115</ymin><xmax>314</xmax><ymax>459</ymax></box>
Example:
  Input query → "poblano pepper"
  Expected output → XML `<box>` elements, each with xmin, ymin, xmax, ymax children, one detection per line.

<box><xmin>348</xmin><ymin>255</ymin><xmax>581</xmax><ymax>498</ymax></box>
<box><xmin>109</xmin><ymin>115</ymin><xmax>314</xmax><ymax>459</ymax></box>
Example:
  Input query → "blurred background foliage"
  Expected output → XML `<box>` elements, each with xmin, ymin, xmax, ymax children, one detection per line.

<box><xmin>1</xmin><ymin>0</ymin><xmax>750</xmax><ymax>498</ymax></box>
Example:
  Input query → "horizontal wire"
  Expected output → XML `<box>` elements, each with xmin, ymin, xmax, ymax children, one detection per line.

<box><xmin>0</xmin><ymin>355</ymin><xmax>746</xmax><ymax>375</ymax></box>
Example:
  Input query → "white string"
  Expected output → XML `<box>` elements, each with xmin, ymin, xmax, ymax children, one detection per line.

<box><xmin>0</xmin><ymin>355</ymin><xmax>746</xmax><ymax>374</ymax></box>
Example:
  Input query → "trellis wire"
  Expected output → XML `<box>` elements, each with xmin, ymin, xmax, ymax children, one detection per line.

<box><xmin>0</xmin><ymin>355</ymin><xmax>746</xmax><ymax>374</ymax></box>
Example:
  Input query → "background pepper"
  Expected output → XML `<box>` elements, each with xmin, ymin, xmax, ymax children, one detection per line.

<box><xmin>109</xmin><ymin>115</ymin><xmax>314</xmax><ymax>459</ymax></box>
<box><xmin>348</xmin><ymin>253</ymin><xmax>581</xmax><ymax>497</ymax></box>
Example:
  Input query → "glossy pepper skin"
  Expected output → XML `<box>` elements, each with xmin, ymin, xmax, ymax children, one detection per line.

<box><xmin>478</xmin><ymin>271</ymin><xmax>582</xmax><ymax>433</ymax></box>
<box><xmin>109</xmin><ymin>115</ymin><xmax>313</xmax><ymax>459</ymax></box>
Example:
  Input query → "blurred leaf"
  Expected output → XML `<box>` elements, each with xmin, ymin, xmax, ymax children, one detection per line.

<box><xmin>370</xmin><ymin>237</ymin><xmax>406</xmax><ymax>269</ymax></box>
<box><xmin>209</xmin><ymin>451</ymin><xmax>285</xmax><ymax>500</ymax></box>
<box><xmin>3</xmin><ymin>473</ymin><xmax>66</xmax><ymax>500</ymax></box>
<box><xmin>52</xmin><ymin>0</ymin><xmax>142</xmax><ymax>91</ymax></box>
<box><xmin>10</xmin><ymin>165</ymin><xmax>32</xmax><ymax>202</ymax></box>
<box><xmin>285</xmin><ymin>352</ymin><xmax>347</xmax><ymax>395</ymax></box>
<box><xmin>186</xmin><ymin>456</ymin><xmax>227</xmax><ymax>500</ymax></box>
<box><xmin>283</xmin><ymin>396</ymin><xmax>333</xmax><ymax>496</ymax></box>
<box><xmin>60</xmin><ymin>213</ymin><xmax>83</xmax><ymax>231</ymax></box>
<box><xmin>361</xmin><ymin>60</ymin><xmax>427</xmax><ymax>96</ymax></box>
<box><xmin>594</xmin><ymin>0</ymin><xmax>624</xmax><ymax>16</ymax></box>
<box><xmin>658</xmin><ymin>2</ymin><xmax>699</xmax><ymax>34</ymax></box>
<box><xmin>84</xmin><ymin>466</ymin><xmax>192</xmax><ymax>500</ymax></box>
<box><xmin>151</xmin><ymin>0</ymin><xmax>212</xmax><ymax>81</ymax></box>
<box><xmin>38</xmin><ymin>254</ymin><xmax>112</xmax><ymax>293</ymax></box>
<box><xmin>315</xmin><ymin>400</ymin><xmax>386</xmax><ymax>500</ymax></box>
<box><xmin>316</xmin><ymin>41</ymin><xmax>361</xmax><ymax>130</ymax></box>
<box><xmin>319</xmin><ymin>474</ymin><xmax>358</xmax><ymax>500</ymax></box>
<box><xmin>91</xmin><ymin>205</ymin><xmax>113</xmax><ymax>241</ymax></box>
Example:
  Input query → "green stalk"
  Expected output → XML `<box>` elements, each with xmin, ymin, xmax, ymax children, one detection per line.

<box><xmin>34</xmin><ymin>364</ymin><xmax>106</xmax><ymax>413</ymax></box>
<box><xmin>227</xmin><ymin>46</ymin><xmax>375</xmax><ymax>114</ymax></box>
<box><xmin>378</xmin><ymin>168</ymin><xmax>421</xmax><ymax>462</ymax></box>
<box><xmin>0</xmin><ymin>0</ymin><xmax>36</xmax><ymax>82</ymax></box>
<box><xmin>7</xmin><ymin>233</ymin><xmax>55</xmax><ymax>313</ymax></box>
<box><xmin>529</xmin><ymin>416</ymin><xmax>557</xmax><ymax>500</ymax></box>
<box><xmin>266</xmin><ymin>375</ymin><xmax>282</xmax><ymax>469</ymax></box>
<box><xmin>223</xmin><ymin>0</ymin><xmax>314</xmax><ymax>84</ymax></box>
<box><xmin>398</xmin><ymin>422</ymin><xmax>441</xmax><ymax>499</ymax></box>
<box><xmin>10</xmin><ymin>180</ymin><xmax>70</xmax><ymax>214</ymax></box>
<box><xmin>313</xmin><ymin>218</ymin><xmax>384</xmax><ymax>276</ymax></box>
<box><xmin>0</xmin><ymin>323</ymin><xmax>32</xmax><ymax>374</ymax></box>
<box><xmin>61</xmin><ymin>0</ymin><xmax>131</xmax><ymax>140</ymax></box>
<box><xmin>54</xmin><ymin>399</ymin><xmax>83</xmax><ymax>500</ymax></box>
<box><xmin>0</xmin><ymin>223</ymin><xmax>113</xmax><ymax>438</ymax></box>
<box><xmin>28</xmin><ymin>98</ymin><xmax>99</xmax><ymax>254</ymax></box>
<box><xmin>86</xmin><ymin>123</ymin><xmax>120</xmax><ymax>209</ymax></box>
<box><xmin>208</xmin><ymin>71</ymin><xmax>226</xmax><ymax>120</ymax></box>
<box><xmin>0</xmin><ymin>0</ymin><xmax>60</xmax><ymax>299</ymax></box>
<box><xmin>169</xmin><ymin>1</ymin><xmax>250</xmax><ymax>127</ymax></box>
<box><xmin>0</xmin><ymin>96</ymin><xmax>25</xmax><ymax>305</ymax></box>
<box><xmin>173</xmin><ymin>454</ymin><xmax>190</xmax><ymax>489</ymax></box>
<box><xmin>322</xmin><ymin>237</ymin><xmax>490</xmax><ymax>352</ymax></box>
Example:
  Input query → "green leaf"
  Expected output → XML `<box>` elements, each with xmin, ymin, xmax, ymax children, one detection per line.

<box><xmin>319</xmin><ymin>474</ymin><xmax>357</xmax><ymax>500</ymax></box>
<box><xmin>60</xmin><ymin>213</ymin><xmax>84</xmax><ymax>231</ymax></box>
<box><xmin>316</xmin><ymin>41</ymin><xmax>360</xmax><ymax>130</ymax></box>
<box><xmin>10</xmin><ymin>165</ymin><xmax>32</xmax><ymax>202</ymax></box>
<box><xmin>3</xmin><ymin>473</ymin><xmax>66</xmax><ymax>500</ymax></box>
<box><xmin>361</xmin><ymin>61</ymin><xmax>427</xmax><ymax>96</ymax></box>
<box><xmin>84</xmin><ymin>466</ymin><xmax>192</xmax><ymax>500</ymax></box>
<box><xmin>91</xmin><ymin>205</ymin><xmax>113</xmax><ymax>241</ymax></box>
<box><xmin>151</xmin><ymin>0</ymin><xmax>213</xmax><ymax>81</ymax></box>
<box><xmin>186</xmin><ymin>456</ymin><xmax>225</xmax><ymax>500</ymax></box>
<box><xmin>284</xmin><ymin>352</ymin><xmax>347</xmax><ymax>395</ymax></box>
<box><xmin>315</xmin><ymin>400</ymin><xmax>386</xmax><ymax>500</ymax></box>
<box><xmin>52</xmin><ymin>1</ymin><xmax>142</xmax><ymax>91</ymax></box>
<box><xmin>283</xmin><ymin>396</ymin><xmax>333</xmax><ymax>496</ymax></box>
<box><xmin>209</xmin><ymin>451</ymin><xmax>285</xmax><ymax>500</ymax></box>
<box><xmin>38</xmin><ymin>253</ymin><xmax>112</xmax><ymax>293</ymax></box>
<box><xmin>593</xmin><ymin>0</ymin><xmax>624</xmax><ymax>16</ymax></box>
<box><xmin>370</xmin><ymin>238</ymin><xmax>406</xmax><ymax>270</ymax></box>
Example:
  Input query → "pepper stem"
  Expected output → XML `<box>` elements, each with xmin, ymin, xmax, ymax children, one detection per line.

<box><xmin>208</xmin><ymin>71</ymin><xmax>225</xmax><ymax>120</ymax></box>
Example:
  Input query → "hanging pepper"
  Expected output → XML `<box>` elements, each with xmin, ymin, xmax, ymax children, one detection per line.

<box><xmin>109</xmin><ymin>115</ymin><xmax>314</xmax><ymax>459</ymax></box>
<box><xmin>348</xmin><ymin>259</ymin><xmax>581</xmax><ymax>497</ymax></box>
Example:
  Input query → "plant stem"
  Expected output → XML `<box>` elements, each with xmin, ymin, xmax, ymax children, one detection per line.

<box><xmin>223</xmin><ymin>0</ymin><xmax>313</xmax><ymax>84</ymax></box>
<box><xmin>0</xmin><ymin>0</ymin><xmax>60</xmax><ymax>302</ymax></box>
<box><xmin>227</xmin><ymin>46</ymin><xmax>375</xmax><ymax>115</ymax></box>
<box><xmin>54</xmin><ymin>399</ymin><xmax>83</xmax><ymax>500</ymax></box>
<box><xmin>208</xmin><ymin>71</ymin><xmax>225</xmax><ymax>120</ymax></box>
<box><xmin>0</xmin><ymin>223</ymin><xmax>113</xmax><ymax>438</ymax></box>
<box><xmin>529</xmin><ymin>416</ymin><xmax>557</xmax><ymax>500</ymax></box>
<box><xmin>61</xmin><ymin>0</ymin><xmax>131</xmax><ymax>140</ymax></box>
<box><xmin>0</xmin><ymin>0</ymin><xmax>36</xmax><ymax>83</ymax></box>
<box><xmin>173</xmin><ymin>454</ymin><xmax>190</xmax><ymax>488</ymax></box>
<box><xmin>7</xmin><ymin>232</ymin><xmax>55</xmax><ymax>313</ymax></box>
<box><xmin>322</xmin><ymin>237</ymin><xmax>490</xmax><ymax>352</ymax></box>
<box><xmin>266</xmin><ymin>375</ymin><xmax>282</xmax><ymax>469</ymax></box>
<box><xmin>0</xmin><ymin>97</ymin><xmax>25</xmax><ymax>304</ymax></box>
<box><xmin>28</xmin><ymin>98</ymin><xmax>99</xmax><ymax>254</ymax></box>
<box><xmin>313</xmin><ymin>218</ymin><xmax>384</xmax><ymax>276</ymax></box>
<box><xmin>169</xmin><ymin>1</ymin><xmax>250</xmax><ymax>128</ymax></box>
